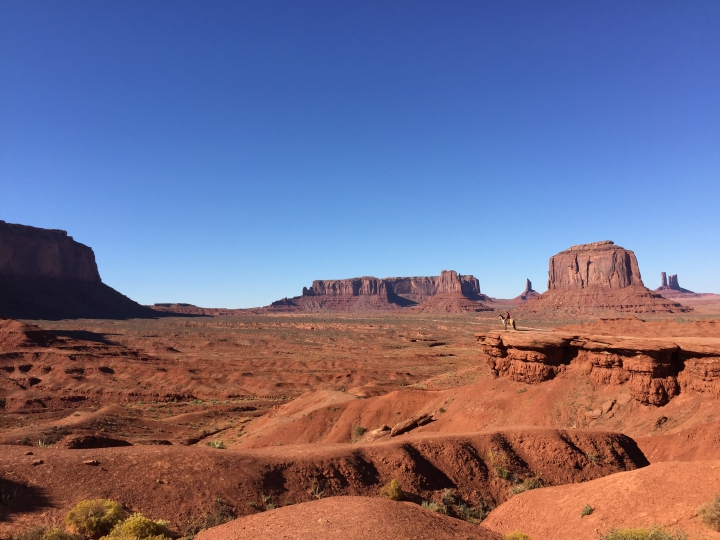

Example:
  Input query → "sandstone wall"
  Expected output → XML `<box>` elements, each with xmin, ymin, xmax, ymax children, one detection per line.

<box><xmin>547</xmin><ymin>241</ymin><xmax>643</xmax><ymax>290</ymax></box>
<box><xmin>0</xmin><ymin>221</ymin><xmax>100</xmax><ymax>282</ymax></box>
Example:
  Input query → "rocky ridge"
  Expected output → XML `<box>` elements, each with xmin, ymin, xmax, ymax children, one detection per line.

<box><xmin>476</xmin><ymin>318</ymin><xmax>720</xmax><ymax>406</ymax></box>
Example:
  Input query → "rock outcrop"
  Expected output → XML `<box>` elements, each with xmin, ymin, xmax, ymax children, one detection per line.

<box><xmin>514</xmin><ymin>279</ymin><xmax>540</xmax><ymax>302</ymax></box>
<box><xmin>0</xmin><ymin>221</ymin><xmax>155</xmax><ymax>319</ymax></box>
<box><xmin>477</xmin><ymin>318</ymin><xmax>720</xmax><ymax>406</ymax></box>
<box><xmin>655</xmin><ymin>272</ymin><xmax>694</xmax><ymax>295</ymax></box>
<box><xmin>517</xmin><ymin>241</ymin><xmax>689</xmax><ymax>315</ymax></box>
<box><xmin>267</xmin><ymin>270</ymin><xmax>492</xmax><ymax>313</ymax></box>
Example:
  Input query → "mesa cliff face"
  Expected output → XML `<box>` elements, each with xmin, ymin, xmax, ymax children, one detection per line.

<box><xmin>547</xmin><ymin>241</ymin><xmax>643</xmax><ymax>290</ymax></box>
<box><xmin>0</xmin><ymin>221</ymin><xmax>101</xmax><ymax>281</ymax></box>
<box><xmin>517</xmin><ymin>241</ymin><xmax>688</xmax><ymax>315</ymax></box>
<box><xmin>0</xmin><ymin>221</ymin><xmax>154</xmax><ymax>319</ymax></box>
<box><xmin>270</xmin><ymin>270</ymin><xmax>491</xmax><ymax>313</ymax></box>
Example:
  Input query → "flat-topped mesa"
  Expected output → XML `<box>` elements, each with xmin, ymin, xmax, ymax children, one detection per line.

<box><xmin>548</xmin><ymin>240</ymin><xmax>643</xmax><ymax>290</ymax></box>
<box><xmin>517</xmin><ymin>241</ymin><xmax>690</xmax><ymax>315</ymax></box>
<box><xmin>0</xmin><ymin>221</ymin><xmax>153</xmax><ymax>319</ymax></box>
<box><xmin>0</xmin><ymin>220</ymin><xmax>101</xmax><ymax>282</ymax></box>
<box><xmin>268</xmin><ymin>270</ymin><xmax>491</xmax><ymax>312</ymax></box>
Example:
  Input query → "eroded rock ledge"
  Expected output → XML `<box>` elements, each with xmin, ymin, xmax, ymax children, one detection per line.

<box><xmin>476</xmin><ymin>322</ymin><xmax>720</xmax><ymax>406</ymax></box>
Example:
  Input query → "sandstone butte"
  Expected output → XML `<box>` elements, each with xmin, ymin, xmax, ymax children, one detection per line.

<box><xmin>265</xmin><ymin>269</ymin><xmax>494</xmax><ymax>313</ymax></box>
<box><xmin>515</xmin><ymin>240</ymin><xmax>690</xmax><ymax>315</ymax></box>
<box><xmin>0</xmin><ymin>220</ymin><xmax>154</xmax><ymax>319</ymax></box>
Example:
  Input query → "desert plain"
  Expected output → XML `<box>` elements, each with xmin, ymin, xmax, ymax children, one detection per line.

<box><xmin>2</xmin><ymin>223</ymin><xmax>720</xmax><ymax>540</ymax></box>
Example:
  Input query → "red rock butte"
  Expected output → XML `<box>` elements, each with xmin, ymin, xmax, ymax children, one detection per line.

<box><xmin>0</xmin><ymin>221</ymin><xmax>154</xmax><ymax>320</ymax></box>
<box><xmin>267</xmin><ymin>270</ymin><xmax>493</xmax><ymax>313</ymax></box>
<box><xmin>516</xmin><ymin>240</ymin><xmax>689</xmax><ymax>315</ymax></box>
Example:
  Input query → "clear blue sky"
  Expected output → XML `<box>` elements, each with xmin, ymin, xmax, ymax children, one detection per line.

<box><xmin>1</xmin><ymin>1</ymin><xmax>718</xmax><ymax>307</ymax></box>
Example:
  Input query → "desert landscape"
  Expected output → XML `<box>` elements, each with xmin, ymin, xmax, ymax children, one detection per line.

<box><xmin>2</xmin><ymin>3</ymin><xmax>718</xmax><ymax>539</ymax></box>
<box><xmin>1</xmin><ymin>222</ymin><xmax>720</xmax><ymax>539</ymax></box>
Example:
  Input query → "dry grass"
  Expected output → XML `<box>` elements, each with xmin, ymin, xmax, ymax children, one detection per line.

<box><xmin>698</xmin><ymin>495</ymin><xmax>720</xmax><ymax>531</ymax></box>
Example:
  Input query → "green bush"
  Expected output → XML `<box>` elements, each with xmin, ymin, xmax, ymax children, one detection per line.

<box><xmin>352</xmin><ymin>425</ymin><xmax>366</xmax><ymax>439</ymax></box>
<box><xmin>503</xmin><ymin>532</ymin><xmax>532</xmax><ymax>540</ymax></box>
<box><xmin>379</xmin><ymin>479</ymin><xmax>403</xmax><ymax>501</ymax></box>
<box><xmin>441</xmin><ymin>489</ymin><xmax>456</xmax><ymax>506</ymax></box>
<box><xmin>101</xmin><ymin>513</ymin><xmax>169</xmax><ymax>539</ymax></box>
<box><xmin>421</xmin><ymin>500</ymin><xmax>447</xmax><ymax>514</ymax></box>
<box><xmin>698</xmin><ymin>495</ymin><xmax>720</xmax><ymax>531</ymax></box>
<box><xmin>581</xmin><ymin>504</ymin><xmax>594</xmax><ymax>517</ymax></box>
<box><xmin>206</xmin><ymin>440</ymin><xmax>226</xmax><ymax>449</ymax></box>
<box><xmin>598</xmin><ymin>527</ymin><xmax>688</xmax><ymax>540</ymax></box>
<box><xmin>66</xmin><ymin>499</ymin><xmax>125</xmax><ymax>538</ymax></box>
<box><xmin>15</xmin><ymin>527</ymin><xmax>80</xmax><ymax>540</ymax></box>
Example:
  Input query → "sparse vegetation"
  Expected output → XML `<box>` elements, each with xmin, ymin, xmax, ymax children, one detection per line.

<box><xmin>310</xmin><ymin>477</ymin><xmax>325</xmax><ymax>500</ymax></box>
<box><xmin>101</xmin><ymin>512</ymin><xmax>170</xmax><ymax>539</ymax></box>
<box><xmin>421</xmin><ymin>500</ymin><xmax>447</xmax><ymax>514</ymax></box>
<box><xmin>183</xmin><ymin>498</ymin><xmax>236</xmax><ymax>539</ymax></box>
<box><xmin>587</xmin><ymin>451</ymin><xmax>600</xmax><ymax>464</ymax></box>
<box><xmin>352</xmin><ymin>425</ymin><xmax>366</xmax><ymax>440</ymax></box>
<box><xmin>698</xmin><ymin>495</ymin><xmax>720</xmax><ymax>531</ymax></box>
<box><xmin>441</xmin><ymin>488</ymin><xmax>455</xmax><ymax>506</ymax></box>
<box><xmin>503</xmin><ymin>532</ymin><xmax>532</xmax><ymax>540</ymax></box>
<box><xmin>206</xmin><ymin>440</ymin><xmax>226</xmax><ymax>449</ymax></box>
<box><xmin>581</xmin><ymin>504</ymin><xmax>594</xmax><ymax>517</ymax></box>
<box><xmin>379</xmin><ymin>479</ymin><xmax>403</xmax><ymax>501</ymax></box>
<box><xmin>517</xmin><ymin>387</ymin><xmax>527</xmax><ymax>394</ymax></box>
<box><xmin>510</xmin><ymin>475</ymin><xmax>543</xmax><ymax>495</ymax></box>
<box><xmin>66</xmin><ymin>499</ymin><xmax>125</xmax><ymax>538</ymax></box>
<box><xmin>14</xmin><ymin>527</ymin><xmax>80</xmax><ymax>540</ymax></box>
<box><xmin>598</xmin><ymin>527</ymin><xmax>688</xmax><ymax>540</ymax></box>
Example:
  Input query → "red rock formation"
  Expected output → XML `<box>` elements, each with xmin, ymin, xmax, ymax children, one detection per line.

<box><xmin>0</xmin><ymin>221</ymin><xmax>100</xmax><ymax>281</ymax></box>
<box><xmin>267</xmin><ymin>270</ymin><xmax>492</xmax><ymax>312</ymax></box>
<box><xmin>517</xmin><ymin>241</ymin><xmax>689</xmax><ymax>315</ymax></box>
<box><xmin>477</xmin><ymin>318</ymin><xmax>720</xmax><ymax>406</ymax></box>
<box><xmin>0</xmin><ymin>221</ymin><xmax>154</xmax><ymax>319</ymax></box>
<box><xmin>513</xmin><ymin>279</ymin><xmax>540</xmax><ymax>302</ymax></box>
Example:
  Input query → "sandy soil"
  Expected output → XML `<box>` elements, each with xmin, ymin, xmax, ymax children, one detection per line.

<box><xmin>2</xmin><ymin>309</ymin><xmax>720</xmax><ymax>538</ymax></box>
<box><xmin>483</xmin><ymin>460</ymin><xmax>720</xmax><ymax>539</ymax></box>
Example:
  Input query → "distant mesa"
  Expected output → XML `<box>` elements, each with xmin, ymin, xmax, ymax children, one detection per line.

<box><xmin>266</xmin><ymin>270</ymin><xmax>493</xmax><ymax>313</ymax></box>
<box><xmin>516</xmin><ymin>240</ymin><xmax>690</xmax><ymax>315</ymax></box>
<box><xmin>0</xmin><ymin>221</ymin><xmax>155</xmax><ymax>320</ymax></box>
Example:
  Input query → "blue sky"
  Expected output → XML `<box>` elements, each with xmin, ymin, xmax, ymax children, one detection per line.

<box><xmin>1</xmin><ymin>1</ymin><xmax>718</xmax><ymax>307</ymax></box>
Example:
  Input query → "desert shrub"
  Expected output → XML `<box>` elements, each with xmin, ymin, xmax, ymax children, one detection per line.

<box><xmin>183</xmin><ymin>498</ymin><xmax>236</xmax><ymax>539</ymax></box>
<box><xmin>581</xmin><ymin>504</ymin><xmax>594</xmax><ymax>517</ymax></box>
<box><xmin>352</xmin><ymin>425</ymin><xmax>366</xmax><ymax>439</ymax></box>
<box><xmin>206</xmin><ymin>440</ymin><xmax>225</xmax><ymax>449</ymax></box>
<box><xmin>66</xmin><ymin>499</ymin><xmax>125</xmax><ymax>538</ymax></box>
<box><xmin>379</xmin><ymin>479</ymin><xmax>403</xmax><ymax>501</ymax></box>
<box><xmin>510</xmin><ymin>476</ymin><xmax>543</xmax><ymax>495</ymax></box>
<box><xmin>101</xmin><ymin>513</ymin><xmax>169</xmax><ymax>539</ymax></box>
<box><xmin>421</xmin><ymin>500</ymin><xmax>447</xmax><ymax>514</ymax></box>
<box><xmin>14</xmin><ymin>527</ymin><xmax>80</xmax><ymax>540</ymax></box>
<box><xmin>441</xmin><ymin>488</ymin><xmax>456</xmax><ymax>506</ymax></box>
<box><xmin>495</xmin><ymin>467</ymin><xmax>509</xmax><ymax>480</ymax></box>
<box><xmin>598</xmin><ymin>527</ymin><xmax>688</xmax><ymax>540</ymax></box>
<box><xmin>503</xmin><ymin>532</ymin><xmax>532</xmax><ymax>540</ymax></box>
<box><xmin>456</xmin><ymin>502</ymin><xmax>488</xmax><ymax>523</ymax></box>
<box><xmin>698</xmin><ymin>495</ymin><xmax>720</xmax><ymax>531</ymax></box>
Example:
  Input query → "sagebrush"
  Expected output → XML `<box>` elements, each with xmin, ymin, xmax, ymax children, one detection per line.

<box><xmin>379</xmin><ymin>479</ymin><xmax>403</xmax><ymax>501</ymax></box>
<box><xmin>101</xmin><ymin>512</ymin><xmax>170</xmax><ymax>539</ymax></box>
<box><xmin>698</xmin><ymin>495</ymin><xmax>720</xmax><ymax>531</ymax></box>
<box><xmin>66</xmin><ymin>499</ymin><xmax>125</xmax><ymax>538</ymax></box>
<box><xmin>598</xmin><ymin>527</ymin><xmax>688</xmax><ymax>540</ymax></box>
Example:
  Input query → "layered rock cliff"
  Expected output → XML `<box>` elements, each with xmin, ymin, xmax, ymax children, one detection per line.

<box><xmin>269</xmin><ymin>270</ymin><xmax>492</xmax><ymax>313</ymax></box>
<box><xmin>0</xmin><ymin>221</ymin><xmax>154</xmax><ymax>319</ymax></box>
<box><xmin>476</xmin><ymin>318</ymin><xmax>720</xmax><ymax>407</ymax></box>
<box><xmin>517</xmin><ymin>241</ymin><xmax>689</xmax><ymax>315</ymax></box>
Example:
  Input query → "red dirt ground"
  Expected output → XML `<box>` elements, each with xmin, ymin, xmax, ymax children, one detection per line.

<box><xmin>483</xmin><ymin>460</ymin><xmax>720</xmax><ymax>539</ymax></box>
<box><xmin>195</xmin><ymin>496</ymin><xmax>501</xmax><ymax>540</ymax></box>
<box><xmin>2</xmin><ymin>309</ymin><xmax>720</xmax><ymax>538</ymax></box>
